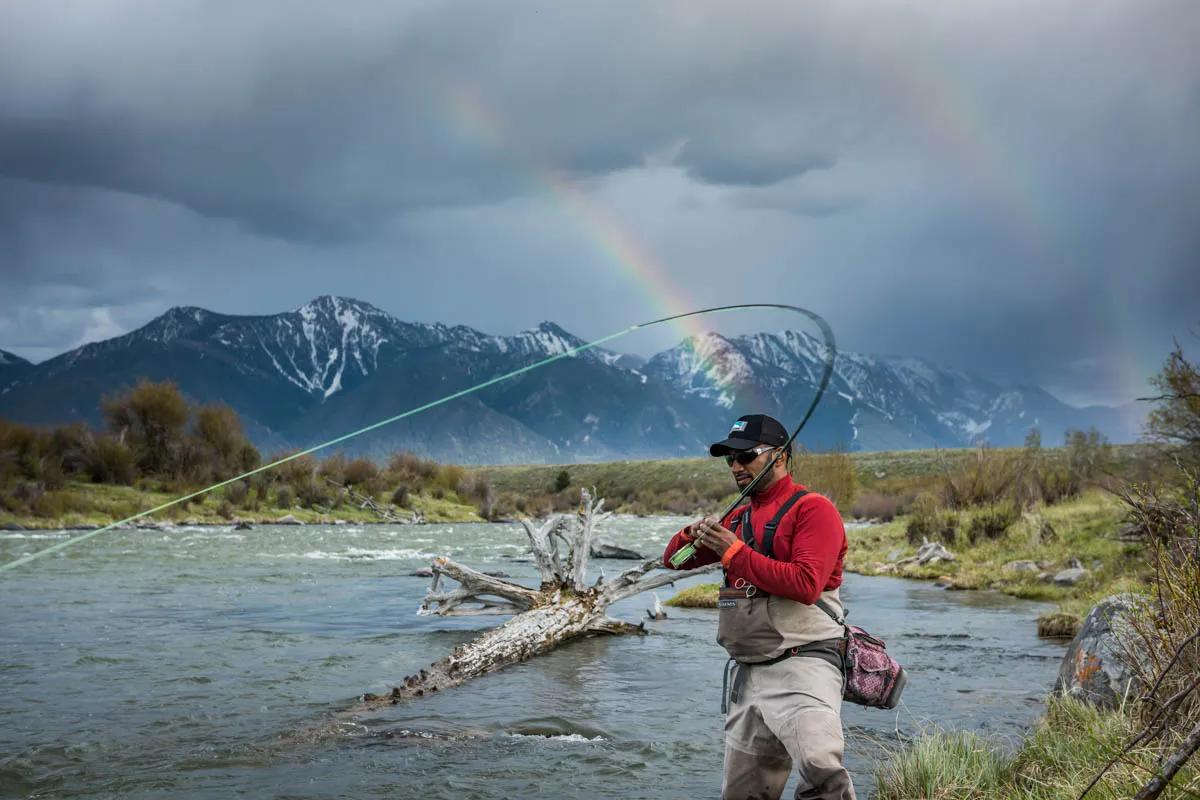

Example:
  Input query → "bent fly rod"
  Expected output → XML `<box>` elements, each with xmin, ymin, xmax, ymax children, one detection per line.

<box><xmin>1</xmin><ymin>303</ymin><xmax>835</xmax><ymax>575</ymax></box>
<box><xmin>668</xmin><ymin>306</ymin><xmax>835</xmax><ymax>566</ymax></box>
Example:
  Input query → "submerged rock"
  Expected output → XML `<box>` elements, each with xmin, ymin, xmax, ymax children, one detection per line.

<box><xmin>233</xmin><ymin>520</ymin><xmax>253</xmax><ymax>531</ymax></box>
<box><xmin>590</xmin><ymin>540</ymin><xmax>643</xmax><ymax>560</ymax></box>
<box><xmin>1054</xmin><ymin>593</ymin><xmax>1142</xmax><ymax>708</ymax></box>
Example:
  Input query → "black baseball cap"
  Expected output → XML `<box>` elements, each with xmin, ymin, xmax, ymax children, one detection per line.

<box><xmin>709</xmin><ymin>414</ymin><xmax>789</xmax><ymax>456</ymax></box>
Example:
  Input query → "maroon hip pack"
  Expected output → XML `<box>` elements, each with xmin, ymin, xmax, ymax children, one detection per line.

<box><xmin>816</xmin><ymin>598</ymin><xmax>907</xmax><ymax>710</ymax></box>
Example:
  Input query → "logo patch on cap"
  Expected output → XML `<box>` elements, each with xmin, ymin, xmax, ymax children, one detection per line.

<box><xmin>730</xmin><ymin>421</ymin><xmax>748</xmax><ymax>433</ymax></box>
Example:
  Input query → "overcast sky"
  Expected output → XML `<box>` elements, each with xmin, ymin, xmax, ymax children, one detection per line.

<box><xmin>1</xmin><ymin>0</ymin><xmax>1197</xmax><ymax>406</ymax></box>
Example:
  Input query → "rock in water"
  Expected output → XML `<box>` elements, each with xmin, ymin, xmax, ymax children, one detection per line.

<box><xmin>590</xmin><ymin>540</ymin><xmax>643</xmax><ymax>560</ymax></box>
<box><xmin>1054</xmin><ymin>594</ymin><xmax>1142</xmax><ymax>708</ymax></box>
<box><xmin>233</xmin><ymin>520</ymin><xmax>253</xmax><ymax>530</ymax></box>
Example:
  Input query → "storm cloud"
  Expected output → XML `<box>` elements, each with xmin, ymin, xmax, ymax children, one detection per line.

<box><xmin>1</xmin><ymin>0</ymin><xmax>1197</xmax><ymax>405</ymax></box>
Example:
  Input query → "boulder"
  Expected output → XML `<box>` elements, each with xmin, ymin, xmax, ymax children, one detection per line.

<box><xmin>1054</xmin><ymin>594</ymin><xmax>1143</xmax><ymax>707</ymax></box>
<box><xmin>410</xmin><ymin>567</ymin><xmax>434</xmax><ymax>578</ymax></box>
<box><xmin>1</xmin><ymin>522</ymin><xmax>27</xmax><ymax>531</ymax></box>
<box><xmin>1003</xmin><ymin>560</ymin><xmax>1040</xmax><ymax>574</ymax></box>
<box><xmin>277</xmin><ymin>514</ymin><xmax>303</xmax><ymax>526</ymax></box>
<box><xmin>1053</xmin><ymin>567</ymin><xmax>1089</xmax><ymax>586</ymax></box>
<box><xmin>590</xmin><ymin>540</ymin><xmax>644</xmax><ymax>560</ymax></box>
<box><xmin>885</xmin><ymin>548</ymin><xmax>907</xmax><ymax>562</ymax></box>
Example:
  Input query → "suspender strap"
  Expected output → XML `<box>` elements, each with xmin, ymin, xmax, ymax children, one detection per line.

<box><xmin>760</xmin><ymin>489</ymin><xmax>809</xmax><ymax>559</ymax></box>
<box><xmin>815</xmin><ymin>598</ymin><xmax>846</xmax><ymax>626</ymax></box>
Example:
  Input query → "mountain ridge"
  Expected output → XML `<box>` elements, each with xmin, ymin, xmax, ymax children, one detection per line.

<box><xmin>0</xmin><ymin>296</ymin><xmax>1142</xmax><ymax>462</ymax></box>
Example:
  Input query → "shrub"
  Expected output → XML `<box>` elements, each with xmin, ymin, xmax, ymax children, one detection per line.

<box><xmin>49</xmin><ymin>422</ymin><xmax>93</xmax><ymax>475</ymax></box>
<box><xmin>224</xmin><ymin>480</ymin><xmax>249</xmax><ymax>507</ymax></box>
<box><xmin>940</xmin><ymin>446</ymin><xmax>1017</xmax><ymax>509</ymax></box>
<box><xmin>31</xmin><ymin>491</ymin><xmax>67</xmax><ymax>518</ymax></box>
<box><xmin>217</xmin><ymin>500</ymin><xmax>235</xmax><ymax>520</ymax></box>
<box><xmin>274</xmin><ymin>486</ymin><xmax>294</xmax><ymax>509</ymax></box>
<box><xmin>1063</xmin><ymin>427</ymin><xmax>1112</xmax><ymax>482</ymax></box>
<box><xmin>102</xmin><ymin>380</ymin><xmax>190</xmax><ymax>476</ymax></box>
<box><xmin>554</xmin><ymin>469</ymin><xmax>571</xmax><ymax>492</ymax></box>
<box><xmin>295</xmin><ymin>479</ymin><xmax>332</xmax><ymax>509</ymax></box>
<box><xmin>906</xmin><ymin>493</ymin><xmax>958</xmax><ymax>546</ymax></box>
<box><xmin>790</xmin><ymin>448</ymin><xmax>858</xmax><ymax>509</ymax></box>
<box><xmin>966</xmin><ymin>501</ymin><xmax>1021</xmax><ymax>544</ymax></box>
<box><xmin>87</xmin><ymin>435</ymin><xmax>137</xmax><ymax>485</ymax></box>
<box><xmin>391</xmin><ymin>484</ymin><xmax>410</xmax><ymax>508</ymax></box>
<box><xmin>273</xmin><ymin>452</ymin><xmax>317</xmax><ymax>487</ymax></box>
<box><xmin>192</xmin><ymin>404</ymin><xmax>259</xmax><ymax>477</ymax></box>
<box><xmin>851</xmin><ymin>490</ymin><xmax>902</xmax><ymax>521</ymax></box>
<box><xmin>1145</xmin><ymin>338</ymin><xmax>1200</xmax><ymax>461</ymax></box>
<box><xmin>1117</xmin><ymin>472</ymin><xmax>1200</xmax><ymax>742</ymax></box>
<box><xmin>342</xmin><ymin>458</ymin><xmax>380</xmax><ymax>488</ymax></box>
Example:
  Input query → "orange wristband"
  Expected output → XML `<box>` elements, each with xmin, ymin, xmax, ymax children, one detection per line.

<box><xmin>721</xmin><ymin>539</ymin><xmax>746</xmax><ymax>568</ymax></box>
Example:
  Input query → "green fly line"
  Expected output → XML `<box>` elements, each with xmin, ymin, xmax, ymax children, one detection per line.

<box><xmin>0</xmin><ymin>303</ymin><xmax>836</xmax><ymax>575</ymax></box>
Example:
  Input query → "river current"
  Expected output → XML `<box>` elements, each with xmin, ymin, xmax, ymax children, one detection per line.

<box><xmin>1</xmin><ymin>517</ymin><xmax>1066</xmax><ymax>799</ymax></box>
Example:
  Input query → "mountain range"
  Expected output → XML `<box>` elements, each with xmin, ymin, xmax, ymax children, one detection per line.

<box><xmin>0</xmin><ymin>296</ymin><xmax>1143</xmax><ymax>463</ymax></box>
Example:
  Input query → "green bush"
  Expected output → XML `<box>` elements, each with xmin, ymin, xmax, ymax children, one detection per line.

<box><xmin>940</xmin><ymin>446</ymin><xmax>1017</xmax><ymax>509</ymax></box>
<box><xmin>224</xmin><ymin>480</ymin><xmax>249</xmax><ymax>507</ymax></box>
<box><xmin>966</xmin><ymin>501</ymin><xmax>1021</xmax><ymax>544</ymax></box>
<box><xmin>87</xmin><ymin>435</ymin><xmax>136</xmax><ymax>485</ymax></box>
<box><xmin>906</xmin><ymin>493</ymin><xmax>958</xmax><ymax>546</ymax></box>
<box><xmin>274</xmin><ymin>486</ymin><xmax>294</xmax><ymax>509</ymax></box>
<box><xmin>554</xmin><ymin>469</ymin><xmax>571</xmax><ymax>492</ymax></box>
<box><xmin>790</xmin><ymin>448</ymin><xmax>858</xmax><ymax>509</ymax></box>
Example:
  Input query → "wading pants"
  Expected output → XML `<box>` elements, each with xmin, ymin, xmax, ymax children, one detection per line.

<box><xmin>722</xmin><ymin>657</ymin><xmax>856</xmax><ymax>800</ymax></box>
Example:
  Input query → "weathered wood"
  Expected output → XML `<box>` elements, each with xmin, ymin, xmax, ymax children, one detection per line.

<box><xmin>360</xmin><ymin>489</ymin><xmax>719</xmax><ymax>708</ymax></box>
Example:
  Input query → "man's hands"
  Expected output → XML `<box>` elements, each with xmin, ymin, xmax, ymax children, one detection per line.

<box><xmin>692</xmin><ymin>516</ymin><xmax>738</xmax><ymax>558</ymax></box>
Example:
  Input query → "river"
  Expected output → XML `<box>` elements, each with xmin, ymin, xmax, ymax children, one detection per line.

<box><xmin>0</xmin><ymin>518</ymin><xmax>1067</xmax><ymax>799</ymax></box>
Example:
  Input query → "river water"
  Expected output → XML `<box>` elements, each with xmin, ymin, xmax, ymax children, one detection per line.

<box><xmin>1</xmin><ymin>518</ymin><xmax>1066</xmax><ymax>799</ymax></box>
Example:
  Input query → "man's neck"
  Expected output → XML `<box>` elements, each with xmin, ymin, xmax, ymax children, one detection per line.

<box><xmin>750</xmin><ymin>471</ymin><xmax>790</xmax><ymax>504</ymax></box>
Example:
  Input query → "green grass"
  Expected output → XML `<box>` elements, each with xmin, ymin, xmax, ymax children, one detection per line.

<box><xmin>844</xmin><ymin>489</ymin><xmax>1146</xmax><ymax>630</ymax></box>
<box><xmin>664</xmin><ymin>582</ymin><xmax>720</xmax><ymax>608</ymax></box>
<box><xmin>874</xmin><ymin>698</ymin><xmax>1199</xmax><ymax>799</ymax></box>
<box><xmin>0</xmin><ymin>480</ymin><xmax>482</xmax><ymax>528</ymax></box>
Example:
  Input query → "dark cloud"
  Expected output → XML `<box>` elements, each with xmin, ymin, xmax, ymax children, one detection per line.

<box><xmin>0</xmin><ymin>0</ymin><xmax>1197</xmax><ymax>405</ymax></box>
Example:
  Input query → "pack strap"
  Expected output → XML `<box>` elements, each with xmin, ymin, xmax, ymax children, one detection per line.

<box><xmin>815</xmin><ymin>598</ymin><xmax>846</xmax><ymax>626</ymax></box>
<box><xmin>761</xmin><ymin>489</ymin><xmax>809</xmax><ymax>559</ymax></box>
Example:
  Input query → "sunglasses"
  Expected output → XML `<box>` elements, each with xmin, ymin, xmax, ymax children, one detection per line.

<box><xmin>724</xmin><ymin>445</ymin><xmax>778</xmax><ymax>466</ymax></box>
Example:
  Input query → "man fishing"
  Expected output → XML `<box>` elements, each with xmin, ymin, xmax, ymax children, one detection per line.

<box><xmin>662</xmin><ymin>414</ymin><xmax>855</xmax><ymax>800</ymax></box>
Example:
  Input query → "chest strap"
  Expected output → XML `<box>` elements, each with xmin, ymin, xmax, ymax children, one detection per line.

<box><xmin>733</xmin><ymin>488</ymin><xmax>811</xmax><ymax>559</ymax></box>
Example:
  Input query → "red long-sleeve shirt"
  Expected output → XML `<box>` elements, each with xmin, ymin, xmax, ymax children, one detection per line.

<box><xmin>662</xmin><ymin>475</ymin><xmax>846</xmax><ymax>605</ymax></box>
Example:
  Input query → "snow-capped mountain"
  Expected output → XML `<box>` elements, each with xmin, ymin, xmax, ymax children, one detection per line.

<box><xmin>646</xmin><ymin>330</ymin><xmax>1142</xmax><ymax>450</ymax></box>
<box><xmin>0</xmin><ymin>297</ymin><xmax>1141</xmax><ymax>462</ymax></box>
<box><xmin>0</xmin><ymin>348</ymin><xmax>32</xmax><ymax>395</ymax></box>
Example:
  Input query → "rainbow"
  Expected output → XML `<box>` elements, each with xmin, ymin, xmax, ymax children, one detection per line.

<box><xmin>444</xmin><ymin>81</ymin><xmax>773</xmax><ymax>412</ymax></box>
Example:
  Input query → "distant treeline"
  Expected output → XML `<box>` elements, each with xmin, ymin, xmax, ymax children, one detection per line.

<box><xmin>0</xmin><ymin>379</ymin><xmax>526</xmax><ymax>521</ymax></box>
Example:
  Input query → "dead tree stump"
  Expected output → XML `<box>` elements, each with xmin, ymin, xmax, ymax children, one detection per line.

<box><xmin>362</xmin><ymin>488</ymin><xmax>717</xmax><ymax>706</ymax></box>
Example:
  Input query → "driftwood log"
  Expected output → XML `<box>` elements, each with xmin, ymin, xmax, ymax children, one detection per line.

<box><xmin>361</xmin><ymin>489</ymin><xmax>718</xmax><ymax>707</ymax></box>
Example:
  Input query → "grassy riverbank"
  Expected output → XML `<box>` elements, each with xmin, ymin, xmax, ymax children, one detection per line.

<box><xmin>666</xmin><ymin>489</ymin><xmax>1141</xmax><ymax>625</ymax></box>
<box><xmin>875</xmin><ymin>698</ymin><xmax>1198</xmax><ymax>799</ymax></box>
<box><xmin>0</xmin><ymin>480</ymin><xmax>482</xmax><ymax>529</ymax></box>
<box><xmin>845</xmin><ymin>489</ymin><xmax>1143</xmax><ymax>621</ymax></box>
